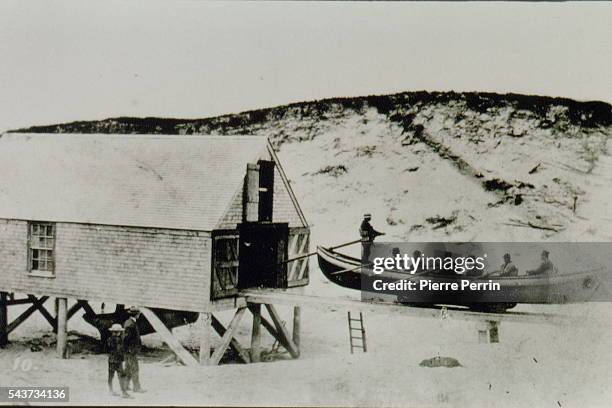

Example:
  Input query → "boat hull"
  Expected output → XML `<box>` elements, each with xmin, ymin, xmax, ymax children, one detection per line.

<box><xmin>317</xmin><ymin>246</ymin><xmax>603</xmax><ymax>307</ymax></box>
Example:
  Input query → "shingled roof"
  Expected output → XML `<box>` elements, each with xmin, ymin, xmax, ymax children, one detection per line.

<box><xmin>0</xmin><ymin>133</ymin><xmax>270</xmax><ymax>231</ymax></box>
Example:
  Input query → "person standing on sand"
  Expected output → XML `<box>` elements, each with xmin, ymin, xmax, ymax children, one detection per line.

<box><xmin>107</xmin><ymin>324</ymin><xmax>130</xmax><ymax>398</ymax></box>
<box><xmin>123</xmin><ymin>307</ymin><xmax>145</xmax><ymax>393</ymax></box>
<box><xmin>359</xmin><ymin>213</ymin><xmax>384</xmax><ymax>264</ymax></box>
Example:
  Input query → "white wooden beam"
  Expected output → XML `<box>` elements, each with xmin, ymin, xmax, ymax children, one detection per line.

<box><xmin>211</xmin><ymin>314</ymin><xmax>250</xmax><ymax>364</ymax></box>
<box><xmin>209</xmin><ymin>307</ymin><xmax>246</xmax><ymax>366</ymax></box>
<box><xmin>140</xmin><ymin>307</ymin><xmax>198</xmax><ymax>367</ymax></box>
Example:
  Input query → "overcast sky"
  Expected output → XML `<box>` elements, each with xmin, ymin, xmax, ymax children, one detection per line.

<box><xmin>0</xmin><ymin>1</ymin><xmax>610</xmax><ymax>131</ymax></box>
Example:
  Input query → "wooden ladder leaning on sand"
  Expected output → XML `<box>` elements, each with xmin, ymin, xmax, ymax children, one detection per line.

<box><xmin>347</xmin><ymin>311</ymin><xmax>367</xmax><ymax>353</ymax></box>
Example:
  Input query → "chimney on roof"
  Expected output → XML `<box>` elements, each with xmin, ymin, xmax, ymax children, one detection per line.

<box><xmin>244</xmin><ymin>163</ymin><xmax>260</xmax><ymax>222</ymax></box>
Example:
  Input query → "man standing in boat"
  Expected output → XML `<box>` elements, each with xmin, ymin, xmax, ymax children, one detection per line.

<box><xmin>360</xmin><ymin>213</ymin><xmax>384</xmax><ymax>264</ymax></box>
<box><xmin>526</xmin><ymin>250</ymin><xmax>556</xmax><ymax>275</ymax></box>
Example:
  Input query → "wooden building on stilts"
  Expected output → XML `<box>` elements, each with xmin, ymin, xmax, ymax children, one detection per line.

<box><xmin>0</xmin><ymin>133</ymin><xmax>310</xmax><ymax>365</ymax></box>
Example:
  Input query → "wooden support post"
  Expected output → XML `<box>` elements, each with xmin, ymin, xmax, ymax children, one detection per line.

<box><xmin>250</xmin><ymin>304</ymin><xmax>262</xmax><ymax>363</ymax></box>
<box><xmin>0</xmin><ymin>292</ymin><xmax>7</xmax><ymax>346</ymax></box>
<box><xmin>211</xmin><ymin>315</ymin><xmax>250</xmax><ymax>364</ymax></box>
<box><xmin>249</xmin><ymin>304</ymin><xmax>282</xmax><ymax>343</ymax></box>
<box><xmin>477</xmin><ymin>320</ymin><xmax>499</xmax><ymax>344</ymax></box>
<box><xmin>56</xmin><ymin>298</ymin><xmax>68</xmax><ymax>358</ymax></box>
<box><xmin>292</xmin><ymin>306</ymin><xmax>301</xmax><ymax>348</ymax></box>
<box><xmin>140</xmin><ymin>307</ymin><xmax>198</xmax><ymax>366</ymax></box>
<box><xmin>264</xmin><ymin>304</ymin><xmax>300</xmax><ymax>359</ymax></box>
<box><xmin>198</xmin><ymin>313</ymin><xmax>213</xmax><ymax>366</ymax></box>
<box><xmin>210</xmin><ymin>307</ymin><xmax>246</xmax><ymax>366</ymax></box>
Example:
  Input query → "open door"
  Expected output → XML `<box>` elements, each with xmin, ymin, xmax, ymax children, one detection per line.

<box><xmin>237</xmin><ymin>222</ymin><xmax>289</xmax><ymax>289</ymax></box>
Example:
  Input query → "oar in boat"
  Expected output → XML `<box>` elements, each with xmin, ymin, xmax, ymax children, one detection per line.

<box><xmin>276</xmin><ymin>239</ymin><xmax>363</xmax><ymax>266</ymax></box>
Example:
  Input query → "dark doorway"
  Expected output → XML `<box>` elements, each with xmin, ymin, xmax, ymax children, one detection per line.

<box><xmin>237</xmin><ymin>222</ymin><xmax>288</xmax><ymax>289</ymax></box>
<box><xmin>258</xmin><ymin>160</ymin><xmax>274</xmax><ymax>222</ymax></box>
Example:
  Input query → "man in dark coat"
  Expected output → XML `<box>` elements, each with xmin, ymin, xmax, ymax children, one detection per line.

<box><xmin>123</xmin><ymin>306</ymin><xmax>144</xmax><ymax>393</ymax></box>
<box><xmin>107</xmin><ymin>323</ymin><xmax>130</xmax><ymax>398</ymax></box>
<box><xmin>359</xmin><ymin>213</ymin><xmax>384</xmax><ymax>264</ymax></box>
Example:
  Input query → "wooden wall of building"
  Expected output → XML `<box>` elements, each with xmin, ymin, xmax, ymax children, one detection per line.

<box><xmin>0</xmin><ymin>219</ymin><xmax>212</xmax><ymax>311</ymax></box>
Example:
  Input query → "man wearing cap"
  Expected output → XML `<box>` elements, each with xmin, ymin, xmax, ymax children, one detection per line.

<box><xmin>527</xmin><ymin>250</ymin><xmax>556</xmax><ymax>276</ymax></box>
<box><xmin>123</xmin><ymin>307</ymin><xmax>144</xmax><ymax>393</ymax></box>
<box><xmin>359</xmin><ymin>214</ymin><xmax>384</xmax><ymax>264</ymax></box>
<box><xmin>107</xmin><ymin>324</ymin><xmax>130</xmax><ymax>398</ymax></box>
